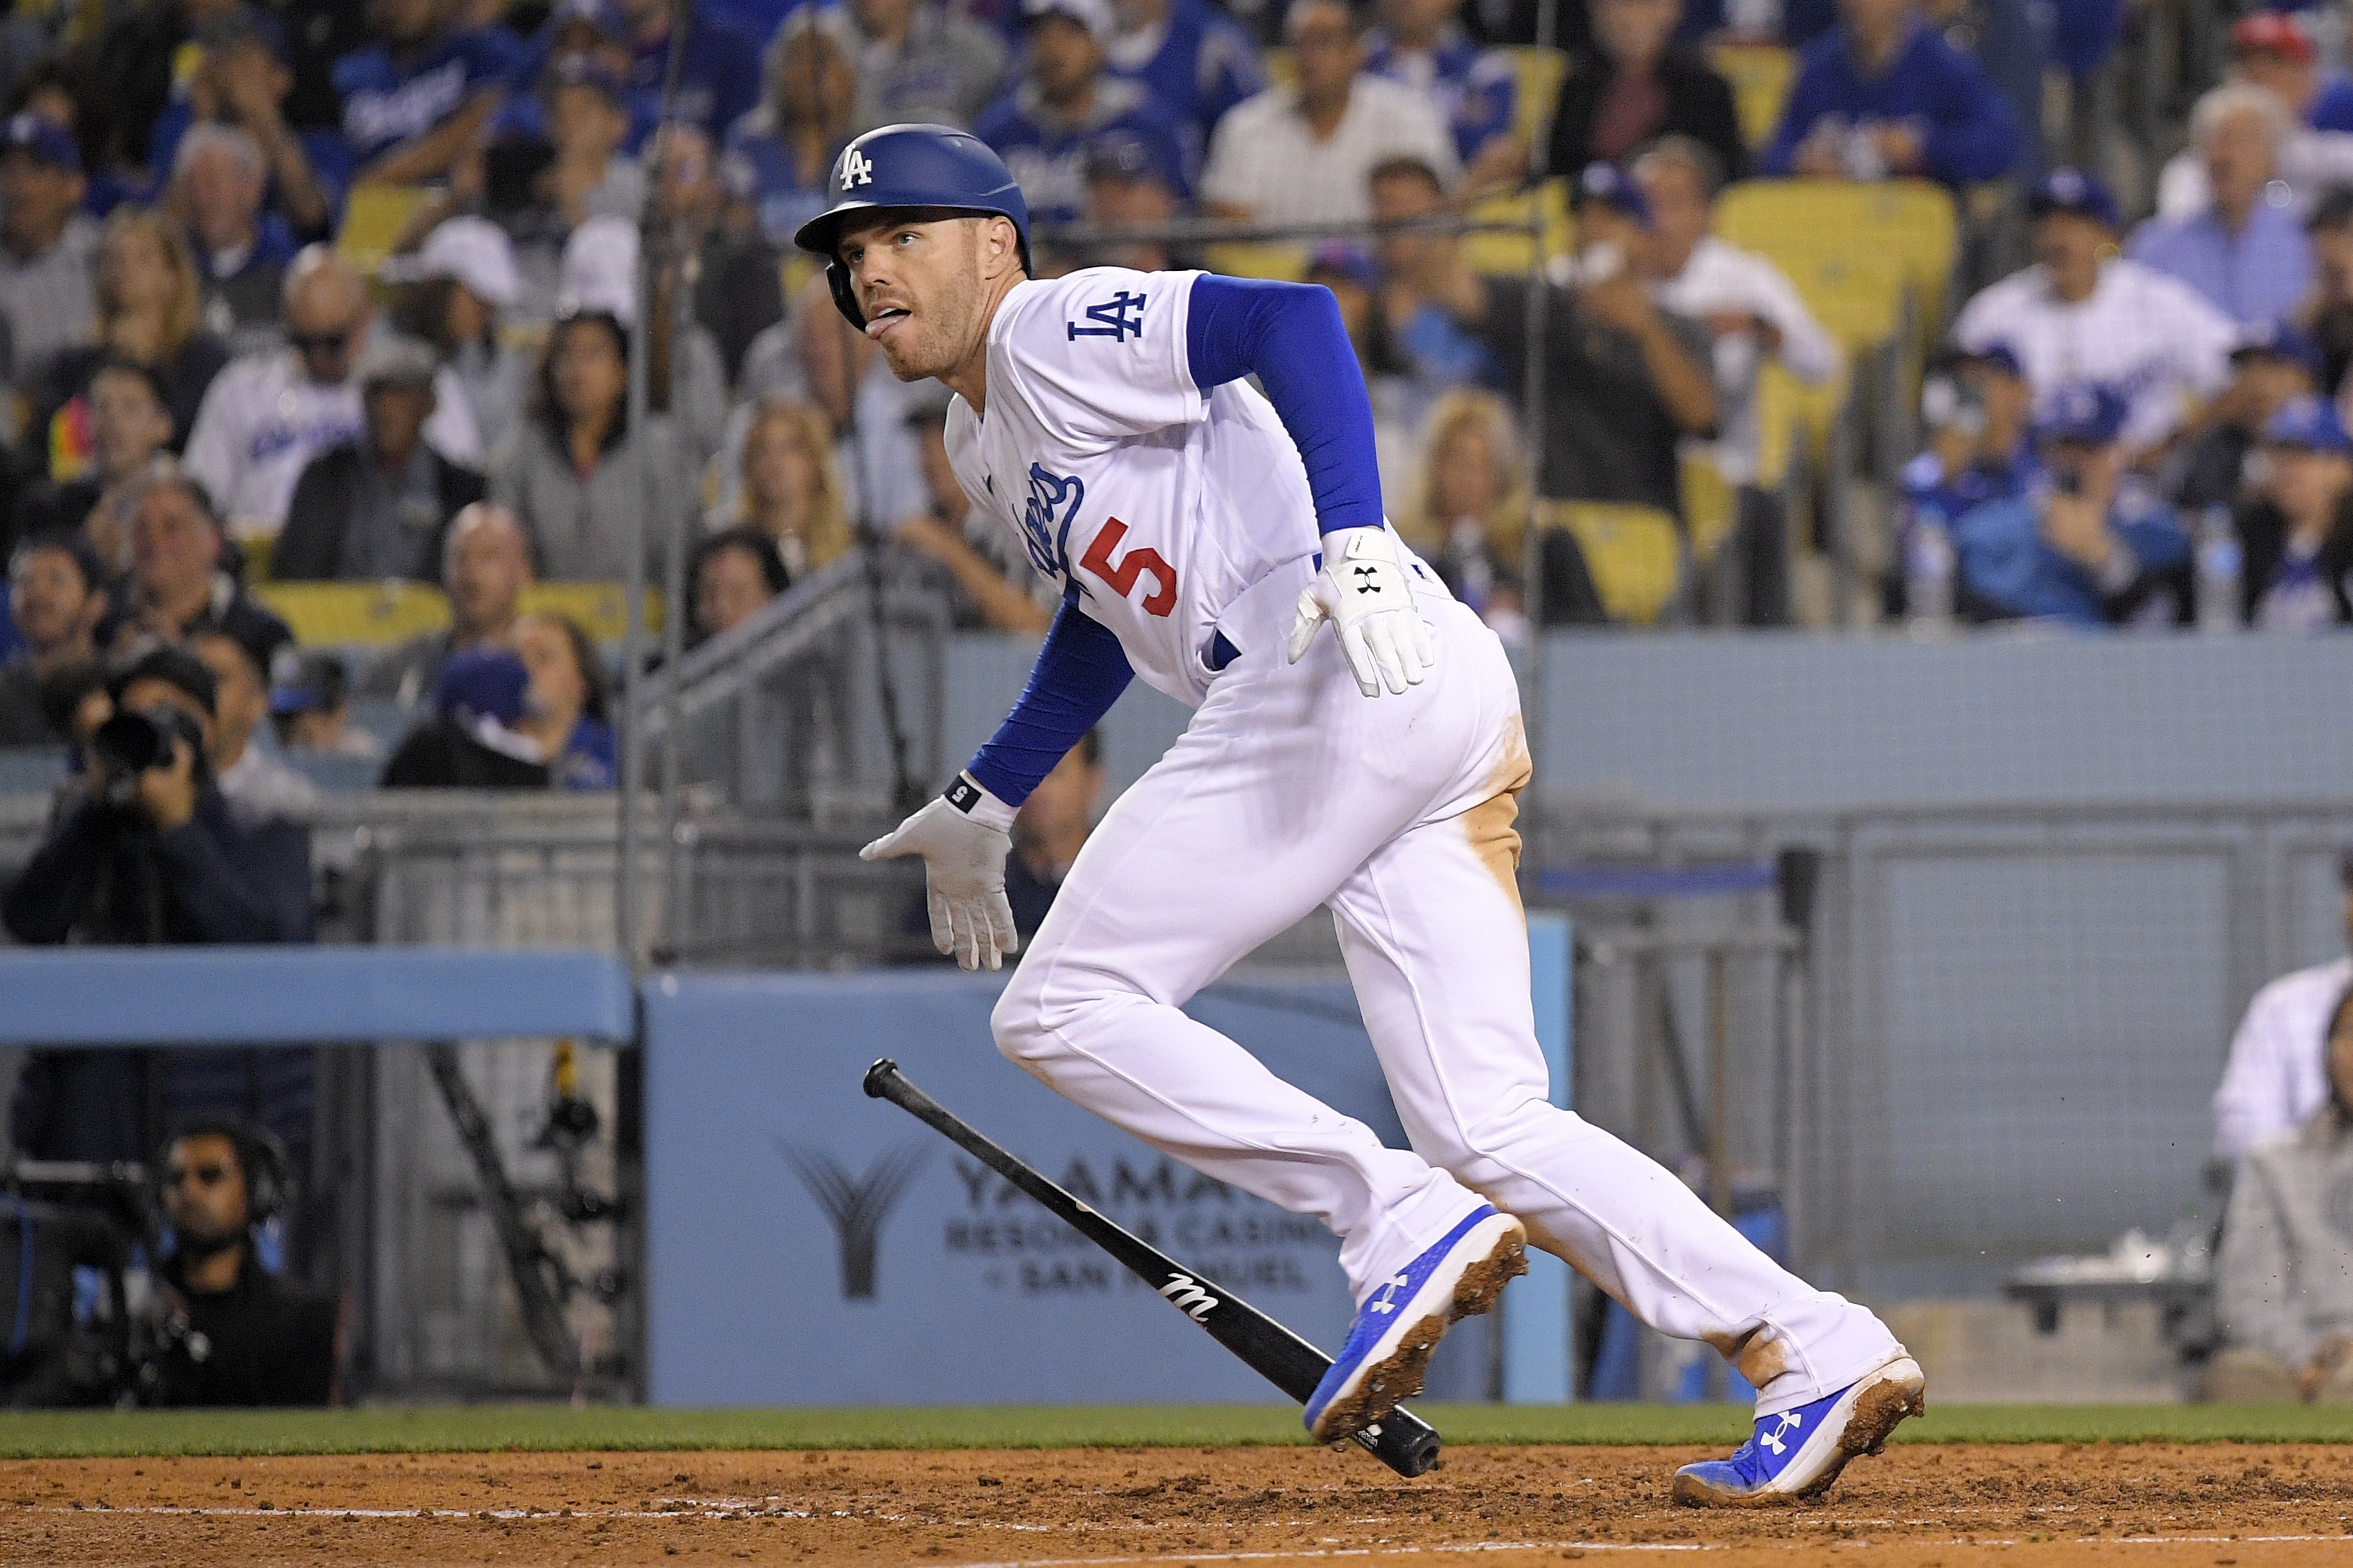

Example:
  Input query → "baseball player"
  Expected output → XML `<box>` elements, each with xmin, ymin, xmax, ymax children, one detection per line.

<box><xmin>808</xmin><ymin>124</ymin><xmax>1922</xmax><ymax>1503</ymax></box>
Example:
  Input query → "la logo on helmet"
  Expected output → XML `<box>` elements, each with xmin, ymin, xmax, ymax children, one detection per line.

<box><xmin>839</xmin><ymin>146</ymin><xmax>874</xmax><ymax>188</ymax></box>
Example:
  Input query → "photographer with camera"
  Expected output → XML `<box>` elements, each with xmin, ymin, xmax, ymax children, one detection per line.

<box><xmin>3</xmin><ymin>643</ymin><xmax>300</xmax><ymax>1165</ymax></box>
<box><xmin>149</xmin><ymin>1120</ymin><xmax>336</xmax><ymax>1407</ymax></box>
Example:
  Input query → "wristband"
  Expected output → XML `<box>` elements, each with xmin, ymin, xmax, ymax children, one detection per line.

<box><xmin>943</xmin><ymin>770</ymin><xmax>1017</xmax><ymax>832</ymax></box>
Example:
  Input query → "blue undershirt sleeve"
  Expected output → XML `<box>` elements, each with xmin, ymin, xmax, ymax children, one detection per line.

<box><xmin>1183</xmin><ymin>274</ymin><xmax>1386</xmax><ymax>537</ymax></box>
<box><xmin>965</xmin><ymin>601</ymin><xmax>1134</xmax><ymax>808</ymax></box>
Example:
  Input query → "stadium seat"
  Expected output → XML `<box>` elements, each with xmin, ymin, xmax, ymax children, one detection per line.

<box><xmin>1714</xmin><ymin>179</ymin><xmax>1957</xmax><ymax>354</ymax></box>
<box><xmin>520</xmin><ymin>581</ymin><xmax>665</xmax><ymax>640</ymax></box>
<box><xmin>1707</xmin><ymin>44</ymin><xmax>1796</xmax><ymax>153</ymax></box>
<box><xmin>252</xmin><ymin>581</ymin><xmax>453</xmax><ymax>647</ymax></box>
<box><xmin>1461</xmin><ymin>178</ymin><xmax>1573</xmax><ymax>275</ymax></box>
<box><xmin>338</xmin><ymin>184</ymin><xmax>431</xmax><ymax>278</ymax></box>
<box><xmin>1540</xmin><ymin>501</ymin><xmax>1681</xmax><ymax>625</ymax></box>
<box><xmin>1202</xmin><ymin>241</ymin><xmax>1310</xmax><ymax>281</ymax></box>
<box><xmin>1680</xmin><ymin>452</ymin><xmax>1737</xmax><ymax>564</ymax></box>
<box><xmin>1506</xmin><ymin>46</ymin><xmax>1568</xmax><ymax>149</ymax></box>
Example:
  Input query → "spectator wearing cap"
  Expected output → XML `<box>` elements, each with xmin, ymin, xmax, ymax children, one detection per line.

<box><xmin>1200</xmin><ymin>0</ymin><xmax>1457</xmax><ymax>227</ymax></box>
<box><xmin>3</xmin><ymin>640</ymin><xmax>303</xmax><ymax>1166</ymax></box>
<box><xmin>1948</xmin><ymin>382</ymin><xmax>2190</xmax><ymax>627</ymax></box>
<box><xmin>607</xmin><ymin>0</ymin><xmax>761</xmax><ymax>149</ymax></box>
<box><xmin>334</xmin><ymin>0</ymin><xmax>526</xmax><ymax>186</ymax></box>
<box><xmin>100</xmin><ymin>467</ymin><xmax>296</xmax><ymax>662</ymax></box>
<box><xmin>274</xmin><ymin>336</ymin><xmax>490</xmax><ymax>582</ymax></box>
<box><xmin>35</xmin><ymin>207</ymin><xmax>230</xmax><ymax>474</ymax></box>
<box><xmin>380</xmin><ymin>645</ymin><xmax>549</xmax><ymax>787</ymax></box>
<box><xmin>2302</xmin><ymin>189</ymin><xmax>2353</xmax><ymax>398</ymax></box>
<box><xmin>976</xmin><ymin>0</ymin><xmax>1192</xmax><ymax>227</ymax></box>
<box><xmin>0</xmin><ymin>534</ymin><xmax>108</xmax><ymax>746</ymax></box>
<box><xmin>183</xmin><ymin>247</ymin><xmax>482</xmax><ymax>537</ymax></box>
<box><xmin>552</xmin><ymin>213</ymin><xmax>728</xmax><ymax>457</ymax></box>
<box><xmin>1759</xmin><ymin>0</ymin><xmax>2016</xmax><ymax>186</ymax></box>
<box><xmin>1367</xmin><ymin>156</ymin><xmax>1497</xmax><ymax>402</ymax></box>
<box><xmin>145</xmin><ymin>8</ymin><xmax>351</xmax><ymax>243</ymax></box>
<box><xmin>1429</xmin><ymin>162</ymin><xmax>1718</xmax><ymax>537</ymax></box>
<box><xmin>361</xmin><ymin>501</ymin><xmax>534</xmax><ymax>707</ymax></box>
<box><xmin>2171</xmin><ymin>324</ymin><xmax>2321</xmax><ymax>515</ymax></box>
<box><xmin>1637</xmin><ymin>134</ymin><xmax>1839</xmax><ymax>621</ymax></box>
<box><xmin>271</xmin><ymin>649</ymin><xmax>380</xmax><ymax>759</ymax></box>
<box><xmin>1900</xmin><ymin>343</ymin><xmax>2036</xmax><ymax>578</ymax></box>
<box><xmin>1550</xmin><ymin>0</ymin><xmax>1744</xmax><ymax>188</ymax></box>
<box><xmin>170</xmin><ymin>124</ymin><xmax>300</xmax><ymax>355</ymax></box>
<box><xmin>1954</xmin><ymin>169</ymin><xmax>2238</xmax><ymax>458</ymax></box>
<box><xmin>15</xmin><ymin>359</ymin><xmax>177</xmax><ymax>563</ymax></box>
<box><xmin>2129</xmin><ymin>85</ymin><xmax>2314</xmax><ymax>332</ymax></box>
<box><xmin>0</xmin><ymin>113</ymin><xmax>98</xmax><ymax>410</ymax></box>
<box><xmin>1077</xmin><ymin>129</ymin><xmax>1190</xmax><ymax>272</ymax></box>
<box><xmin>490</xmin><ymin>304</ymin><xmax>696</xmax><ymax>580</ymax></box>
<box><xmin>720</xmin><ymin>13</ymin><xmax>860</xmax><ymax>250</ymax></box>
<box><xmin>1365</xmin><ymin>0</ymin><xmax>1522</xmax><ymax>195</ymax></box>
<box><xmin>1102</xmin><ymin>0</ymin><xmax>1262</xmax><ymax>172</ymax></box>
<box><xmin>2215</xmin><ymin>850</ymin><xmax>2353</xmax><ymax>1163</ymax></box>
<box><xmin>2230</xmin><ymin>10</ymin><xmax>2353</xmax><ymax>137</ymax></box>
<box><xmin>386</xmin><ymin>217</ymin><xmax>532</xmax><ymax>458</ymax></box>
<box><xmin>838</xmin><ymin>0</ymin><xmax>1009</xmax><ymax>132</ymax></box>
<box><xmin>688</xmin><ymin>526</ymin><xmax>790</xmax><ymax>646</ymax></box>
<box><xmin>2233</xmin><ymin>394</ymin><xmax>2353</xmax><ymax>631</ymax></box>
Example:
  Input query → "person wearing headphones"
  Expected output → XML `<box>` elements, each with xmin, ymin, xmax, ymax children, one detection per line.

<box><xmin>153</xmin><ymin>1118</ymin><xmax>337</xmax><ymax>1407</ymax></box>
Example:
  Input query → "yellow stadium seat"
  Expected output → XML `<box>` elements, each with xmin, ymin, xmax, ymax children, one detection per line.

<box><xmin>1461</xmin><ymin>177</ymin><xmax>1574</xmax><ymax>275</ymax></box>
<box><xmin>1543</xmin><ymin>501</ymin><xmax>1681</xmax><ymax>626</ymax></box>
<box><xmin>1680</xmin><ymin>451</ymin><xmax>1737</xmax><ymax>563</ymax></box>
<box><xmin>1707</xmin><ymin>43</ymin><xmax>1796</xmax><ymax>153</ymax></box>
<box><xmin>254</xmin><ymin>581</ymin><xmax>453</xmax><ymax>647</ymax></box>
<box><xmin>1505</xmin><ymin>46</ymin><xmax>1567</xmax><ymax>149</ymax></box>
<box><xmin>338</xmin><ymin>184</ymin><xmax>431</xmax><ymax>278</ymax></box>
<box><xmin>520</xmin><ymin>582</ymin><xmax>665</xmax><ymax>641</ymax></box>
<box><xmin>1714</xmin><ymin>179</ymin><xmax>1957</xmax><ymax>355</ymax></box>
<box><xmin>1751</xmin><ymin>359</ymin><xmax>1847</xmax><ymax>490</ymax></box>
<box><xmin>1202</xmin><ymin>241</ymin><xmax>1310</xmax><ymax>281</ymax></box>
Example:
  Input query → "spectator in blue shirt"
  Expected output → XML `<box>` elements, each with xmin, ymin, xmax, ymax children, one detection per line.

<box><xmin>335</xmin><ymin>0</ymin><xmax>525</xmax><ymax>186</ymax></box>
<box><xmin>609</xmin><ymin>0</ymin><xmax>762</xmax><ymax>149</ymax></box>
<box><xmin>2129</xmin><ymin>84</ymin><xmax>2314</xmax><ymax>331</ymax></box>
<box><xmin>1365</xmin><ymin>0</ymin><xmax>1520</xmax><ymax>193</ymax></box>
<box><xmin>1902</xmin><ymin>341</ymin><xmax>2035</xmax><ymax>528</ymax></box>
<box><xmin>147</xmin><ymin>9</ymin><xmax>349</xmax><ymax>243</ymax></box>
<box><xmin>1952</xmin><ymin>382</ymin><xmax>2192</xmax><ymax>627</ymax></box>
<box><xmin>976</xmin><ymin>0</ymin><xmax>1191</xmax><ymax>227</ymax></box>
<box><xmin>721</xmin><ymin>12</ymin><xmax>860</xmax><ymax>250</ymax></box>
<box><xmin>2231</xmin><ymin>10</ymin><xmax>2353</xmax><ymax>135</ymax></box>
<box><xmin>1760</xmin><ymin>0</ymin><xmax>2017</xmax><ymax>187</ymax></box>
<box><xmin>1102</xmin><ymin>0</ymin><xmax>1262</xmax><ymax>171</ymax></box>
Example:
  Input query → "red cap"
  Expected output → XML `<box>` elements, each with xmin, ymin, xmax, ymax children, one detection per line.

<box><xmin>2233</xmin><ymin>12</ymin><xmax>2316</xmax><ymax>65</ymax></box>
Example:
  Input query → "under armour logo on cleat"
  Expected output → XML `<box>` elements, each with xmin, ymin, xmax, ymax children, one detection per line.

<box><xmin>1758</xmin><ymin>1412</ymin><xmax>1803</xmax><ymax>1456</ymax></box>
<box><xmin>1351</xmin><ymin>565</ymin><xmax>1381</xmax><ymax>595</ymax></box>
<box><xmin>1367</xmin><ymin>1272</ymin><xmax>1409</xmax><ymax>1314</ymax></box>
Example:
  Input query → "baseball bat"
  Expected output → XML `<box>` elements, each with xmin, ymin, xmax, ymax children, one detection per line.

<box><xmin>862</xmin><ymin>1058</ymin><xmax>1442</xmax><ymax>1478</ymax></box>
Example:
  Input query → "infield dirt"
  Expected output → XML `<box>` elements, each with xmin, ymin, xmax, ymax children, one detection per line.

<box><xmin>2</xmin><ymin>1440</ymin><xmax>2350</xmax><ymax>1566</ymax></box>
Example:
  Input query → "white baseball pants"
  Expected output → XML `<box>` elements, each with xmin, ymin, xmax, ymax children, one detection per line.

<box><xmin>992</xmin><ymin>578</ymin><xmax>1902</xmax><ymax>1414</ymax></box>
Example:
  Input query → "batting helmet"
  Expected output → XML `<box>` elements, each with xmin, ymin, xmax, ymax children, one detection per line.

<box><xmin>792</xmin><ymin>124</ymin><xmax>1032</xmax><ymax>330</ymax></box>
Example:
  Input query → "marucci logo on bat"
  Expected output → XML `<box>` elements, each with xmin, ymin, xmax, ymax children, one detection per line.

<box><xmin>1158</xmin><ymin>1273</ymin><xmax>1220</xmax><ymax>1321</ymax></box>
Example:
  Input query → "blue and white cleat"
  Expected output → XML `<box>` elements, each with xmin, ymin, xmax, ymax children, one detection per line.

<box><xmin>1669</xmin><ymin>1355</ymin><xmax>1927</xmax><ymax>1507</ymax></box>
<box><xmin>1303</xmin><ymin>1205</ymin><xmax>1527</xmax><ymax>1442</ymax></box>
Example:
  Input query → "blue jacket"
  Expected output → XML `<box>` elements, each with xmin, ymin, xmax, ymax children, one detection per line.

<box><xmin>1952</xmin><ymin>487</ymin><xmax>2190</xmax><ymax>624</ymax></box>
<box><xmin>974</xmin><ymin>78</ymin><xmax>1191</xmax><ymax>226</ymax></box>
<box><xmin>335</xmin><ymin>28</ymin><xmax>527</xmax><ymax>167</ymax></box>
<box><xmin>1900</xmin><ymin>442</ymin><xmax>2035</xmax><ymax>525</ymax></box>
<box><xmin>1760</xmin><ymin>22</ymin><xmax>2018</xmax><ymax>186</ymax></box>
<box><xmin>1104</xmin><ymin>0</ymin><xmax>1262</xmax><ymax>165</ymax></box>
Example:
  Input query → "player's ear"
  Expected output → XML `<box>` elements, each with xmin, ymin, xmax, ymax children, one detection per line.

<box><xmin>981</xmin><ymin>215</ymin><xmax>1020</xmax><ymax>281</ymax></box>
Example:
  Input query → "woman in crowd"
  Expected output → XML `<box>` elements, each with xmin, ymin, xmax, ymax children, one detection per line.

<box><xmin>721</xmin><ymin>13</ymin><xmax>860</xmax><ymax>249</ymax></box>
<box><xmin>391</xmin><ymin>216</ymin><xmax>533</xmax><ymax>458</ymax></box>
<box><xmin>512</xmin><ymin>610</ymin><xmax>615</xmax><ymax>790</ymax></box>
<box><xmin>689</xmin><ymin>526</ymin><xmax>792</xmax><ymax>647</ymax></box>
<box><xmin>490</xmin><ymin>309</ymin><xmax>694</xmax><ymax>581</ymax></box>
<box><xmin>1548</xmin><ymin>0</ymin><xmax>1745</xmax><ymax>180</ymax></box>
<box><xmin>720</xmin><ymin>398</ymin><xmax>854</xmax><ymax>581</ymax></box>
<box><xmin>1404</xmin><ymin>387</ymin><xmax>1607</xmax><ymax>629</ymax></box>
<box><xmin>38</xmin><ymin>207</ymin><xmax>228</xmax><ymax>474</ymax></box>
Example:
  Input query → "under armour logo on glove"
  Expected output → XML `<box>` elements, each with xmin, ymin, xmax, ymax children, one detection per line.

<box><xmin>1352</xmin><ymin>565</ymin><xmax>1381</xmax><ymax>595</ymax></box>
<box><xmin>1286</xmin><ymin>527</ymin><xmax>1437</xmax><ymax>697</ymax></box>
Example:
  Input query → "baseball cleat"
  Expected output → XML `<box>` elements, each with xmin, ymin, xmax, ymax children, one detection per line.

<box><xmin>1669</xmin><ymin>1354</ymin><xmax>1926</xmax><ymax>1507</ymax></box>
<box><xmin>1303</xmin><ymin>1204</ymin><xmax>1527</xmax><ymax>1442</ymax></box>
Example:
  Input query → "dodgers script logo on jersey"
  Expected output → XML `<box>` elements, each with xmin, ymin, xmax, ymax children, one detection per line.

<box><xmin>1021</xmin><ymin>465</ymin><xmax>1084</xmax><ymax>579</ymax></box>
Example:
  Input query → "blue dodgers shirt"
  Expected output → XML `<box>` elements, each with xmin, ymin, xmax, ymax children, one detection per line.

<box><xmin>1760</xmin><ymin>21</ymin><xmax>2018</xmax><ymax>186</ymax></box>
<box><xmin>335</xmin><ymin>29</ymin><xmax>527</xmax><ymax>165</ymax></box>
<box><xmin>1364</xmin><ymin>29</ymin><xmax>1516</xmax><ymax>168</ymax></box>
<box><xmin>1103</xmin><ymin>0</ymin><xmax>1262</xmax><ymax>163</ymax></box>
<box><xmin>973</xmin><ymin>79</ymin><xmax>1192</xmax><ymax>226</ymax></box>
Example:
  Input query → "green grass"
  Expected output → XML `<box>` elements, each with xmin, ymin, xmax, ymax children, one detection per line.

<box><xmin>2</xmin><ymin>1403</ymin><xmax>2352</xmax><ymax>1459</ymax></box>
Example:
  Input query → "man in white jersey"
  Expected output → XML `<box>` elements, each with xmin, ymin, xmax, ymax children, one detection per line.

<box><xmin>807</xmin><ymin>124</ymin><xmax>1922</xmax><ymax>1503</ymax></box>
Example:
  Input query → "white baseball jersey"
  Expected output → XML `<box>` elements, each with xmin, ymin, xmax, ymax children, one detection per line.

<box><xmin>943</xmin><ymin>266</ymin><xmax>1323</xmax><ymax>706</ymax></box>
<box><xmin>1951</xmin><ymin>258</ymin><xmax>2238</xmax><ymax>453</ymax></box>
<box><xmin>183</xmin><ymin>348</ymin><xmax>482</xmax><ymax>535</ymax></box>
<box><xmin>2213</xmin><ymin>955</ymin><xmax>2351</xmax><ymax>1161</ymax></box>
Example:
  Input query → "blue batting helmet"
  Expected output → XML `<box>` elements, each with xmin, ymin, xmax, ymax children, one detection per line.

<box><xmin>792</xmin><ymin>124</ymin><xmax>1032</xmax><ymax>329</ymax></box>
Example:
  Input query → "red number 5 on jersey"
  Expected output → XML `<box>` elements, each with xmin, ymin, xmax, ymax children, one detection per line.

<box><xmin>1079</xmin><ymin>518</ymin><xmax>1178</xmax><ymax>617</ymax></box>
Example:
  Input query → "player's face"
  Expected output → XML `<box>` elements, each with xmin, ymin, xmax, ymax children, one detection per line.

<box><xmin>839</xmin><ymin>214</ymin><xmax>990</xmax><ymax>382</ymax></box>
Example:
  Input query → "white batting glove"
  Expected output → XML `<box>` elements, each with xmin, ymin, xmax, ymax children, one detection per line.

<box><xmin>860</xmin><ymin>775</ymin><xmax>1020</xmax><ymax>971</ymax></box>
<box><xmin>1285</xmin><ymin>526</ymin><xmax>1437</xmax><ymax>697</ymax></box>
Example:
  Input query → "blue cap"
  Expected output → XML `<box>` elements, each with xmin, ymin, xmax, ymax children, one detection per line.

<box><xmin>1572</xmin><ymin>161</ymin><xmax>1651</xmax><ymax>227</ymax></box>
<box><xmin>2232</xmin><ymin>319</ymin><xmax>2324</xmax><ymax>380</ymax></box>
<box><xmin>1082</xmin><ymin>127</ymin><xmax>1181</xmax><ymax>193</ymax></box>
<box><xmin>1306</xmin><ymin>240</ymin><xmax>1377</xmax><ymax>289</ymax></box>
<box><xmin>2027</xmin><ymin>167</ymin><xmax>2119</xmax><ymax>230</ymax></box>
<box><xmin>433</xmin><ymin>647</ymin><xmax>531</xmax><ymax>727</ymax></box>
<box><xmin>542</xmin><ymin>49</ymin><xmax>627</xmax><ymax>105</ymax></box>
<box><xmin>1966</xmin><ymin>341</ymin><xmax>2025</xmax><ymax>380</ymax></box>
<box><xmin>2263</xmin><ymin>394</ymin><xmax>2353</xmax><ymax>453</ymax></box>
<box><xmin>1</xmin><ymin>113</ymin><xmax>79</xmax><ymax>174</ymax></box>
<box><xmin>2037</xmin><ymin>382</ymin><xmax>2128</xmax><ymax>446</ymax></box>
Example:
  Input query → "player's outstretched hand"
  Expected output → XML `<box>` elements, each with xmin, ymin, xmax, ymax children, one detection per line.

<box><xmin>859</xmin><ymin>789</ymin><xmax>1020</xmax><ymax>971</ymax></box>
<box><xmin>1285</xmin><ymin>526</ymin><xmax>1437</xmax><ymax>697</ymax></box>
